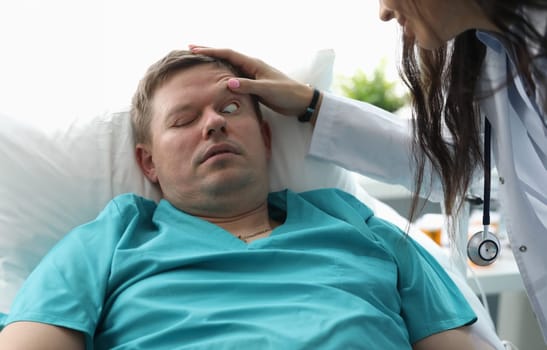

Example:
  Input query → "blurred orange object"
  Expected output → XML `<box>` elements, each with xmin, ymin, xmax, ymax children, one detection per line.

<box><xmin>421</xmin><ymin>228</ymin><xmax>442</xmax><ymax>245</ymax></box>
<box><xmin>415</xmin><ymin>213</ymin><xmax>444</xmax><ymax>245</ymax></box>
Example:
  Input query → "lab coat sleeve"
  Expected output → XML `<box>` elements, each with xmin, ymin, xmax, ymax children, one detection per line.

<box><xmin>309</xmin><ymin>92</ymin><xmax>444</xmax><ymax>202</ymax></box>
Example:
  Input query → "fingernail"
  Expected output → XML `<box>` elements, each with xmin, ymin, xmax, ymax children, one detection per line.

<box><xmin>228</xmin><ymin>78</ymin><xmax>240</xmax><ymax>89</ymax></box>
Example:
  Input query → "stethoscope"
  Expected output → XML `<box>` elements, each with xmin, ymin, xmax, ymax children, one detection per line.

<box><xmin>466</xmin><ymin>118</ymin><xmax>501</xmax><ymax>266</ymax></box>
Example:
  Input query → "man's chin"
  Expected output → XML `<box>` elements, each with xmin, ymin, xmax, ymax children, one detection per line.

<box><xmin>201</xmin><ymin>172</ymin><xmax>252</xmax><ymax>194</ymax></box>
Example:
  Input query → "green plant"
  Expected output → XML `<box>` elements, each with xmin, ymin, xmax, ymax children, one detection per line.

<box><xmin>337</xmin><ymin>59</ymin><xmax>408</xmax><ymax>113</ymax></box>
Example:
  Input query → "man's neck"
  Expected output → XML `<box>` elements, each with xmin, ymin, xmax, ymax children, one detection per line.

<box><xmin>197</xmin><ymin>200</ymin><xmax>278</xmax><ymax>242</ymax></box>
<box><xmin>165</xmin><ymin>182</ymin><xmax>278</xmax><ymax>240</ymax></box>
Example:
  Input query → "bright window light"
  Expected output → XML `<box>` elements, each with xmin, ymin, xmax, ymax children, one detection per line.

<box><xmin>0</xmin><ymin>0</ymin><xmax>398</xmax><ymax>129</ymax></box>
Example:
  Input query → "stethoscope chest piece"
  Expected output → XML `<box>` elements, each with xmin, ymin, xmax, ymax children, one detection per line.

<box><xmin>467</xmin><ymin>230</ymin><xmax>500</xmax><ymax>266</ymax></box>
<box><xmin>466</xmin><ymin>117</ymin><xmax>500</xmax><ymax>266</ymax></box>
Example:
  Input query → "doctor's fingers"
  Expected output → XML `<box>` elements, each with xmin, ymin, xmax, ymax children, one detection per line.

<box><xmin>189</xmin><ymin>46</ymin><xmax>313</xmax><ymax>117</ymax></box>
<box><xmin>189</xmin><ymin>45</ymin><xmax>286</xmax><ymax>81</ymax></box>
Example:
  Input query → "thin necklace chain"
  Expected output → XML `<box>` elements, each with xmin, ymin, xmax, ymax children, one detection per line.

<box><xmin>238</xmin><ymin>227</ymin><xmax>271</xmax><ymax>241</ymax></box>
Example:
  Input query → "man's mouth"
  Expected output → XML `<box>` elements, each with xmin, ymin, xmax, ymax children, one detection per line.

<box><xmin>200</xmin><ymin>143</ymin><xmax>240</xmax><ymax>163</ymax></box>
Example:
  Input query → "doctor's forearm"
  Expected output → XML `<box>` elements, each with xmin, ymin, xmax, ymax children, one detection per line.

<box><xmin>309</xmin><ymin>92</ymin><xmax>445</xmax><ymax>201</ymax></box>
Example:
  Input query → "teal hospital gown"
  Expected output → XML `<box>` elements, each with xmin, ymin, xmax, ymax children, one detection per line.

<box><xmin>3</xmin><ymin>188</ymin><xmax>476</xmax><ymax>349</ymax></box>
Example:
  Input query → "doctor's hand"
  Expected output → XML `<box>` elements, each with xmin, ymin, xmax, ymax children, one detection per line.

<box><xmin>189</xmin><ymin>45</ymin><xmax>319</xmax><ymax>120</ymax></box>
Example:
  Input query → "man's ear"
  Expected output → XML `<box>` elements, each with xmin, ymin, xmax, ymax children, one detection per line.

<box><xmin>135</xmin><ymin>143</ymin><xmax>159</xmax><ymax>183</ymax></box>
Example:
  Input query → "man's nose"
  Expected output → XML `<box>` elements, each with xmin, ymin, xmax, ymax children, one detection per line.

<box><xmin>203</xmin><ymin>109</ymin><xmax>227</xmax><ymax>137</ymax></box>
<box><xmin>379</xmin><ymin>1</ymin><xmax>395</xmax><ymax>21</ymax></box>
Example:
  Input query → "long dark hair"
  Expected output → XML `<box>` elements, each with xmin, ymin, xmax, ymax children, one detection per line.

<box><xmin>400</xmin><ymin>0</ymin><xmax>547</xmax><ymax>237</ymax></box>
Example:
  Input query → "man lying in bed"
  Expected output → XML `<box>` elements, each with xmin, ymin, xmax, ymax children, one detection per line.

<box><xmin>0</xmin><ymin>50</ymin><xmax>488</xmax><ymax>349</ymax></box>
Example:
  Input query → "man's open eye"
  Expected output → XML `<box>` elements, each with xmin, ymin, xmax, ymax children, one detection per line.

<box><xmin>222</xmin><ymin>102</ymin><xmax>239</xmax><ymax>114</ymax></box>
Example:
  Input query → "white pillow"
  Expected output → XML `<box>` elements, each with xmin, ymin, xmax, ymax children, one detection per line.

<box><xmin>264</xmin><ymin>49</ymin><xmax>374</xmax><ymax>205</ymax></box>
<box><xmin>0</xmin><ymin>49</ymin><xmax>372</xmax><ymax>313</ymax></box>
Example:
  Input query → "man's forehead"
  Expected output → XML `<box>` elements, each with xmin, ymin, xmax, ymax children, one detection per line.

<box><xmin>152</xmin><ymin>65</ymin><xmax>242</xmax><ymax>118</ymax></box>
<box><xmin>157</xmin><ymin>64</ymin><xmax>232</xmax><ymax>95</ymax></box>
<box><xmin>170</xmin><ymin>62</ymin><xmax>231</xmax><ymax>83</ymax></box>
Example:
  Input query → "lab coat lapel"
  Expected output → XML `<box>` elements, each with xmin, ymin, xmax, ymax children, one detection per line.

<box><xmin>479</xmin><ymin>45</ymin><xmax>547</xmax><ymax>343</ymax></box>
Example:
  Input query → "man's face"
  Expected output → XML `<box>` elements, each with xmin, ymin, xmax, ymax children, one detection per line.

<box><xmin>137</xmin><ymin>63</ymin><xmax>271</xmax><ymax>214</ymax></box>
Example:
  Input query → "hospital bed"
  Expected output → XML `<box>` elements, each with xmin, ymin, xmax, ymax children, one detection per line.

<box><xmin>0</xmin><ymin>49</ymin><xmax>510</xmax><ymax>349</ymax></box>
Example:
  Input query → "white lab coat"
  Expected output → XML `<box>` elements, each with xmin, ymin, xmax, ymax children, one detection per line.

<box><xmin>309</xmin><ymin>34</ymin><xmax>547</xmax><ymax>343</ymax></box>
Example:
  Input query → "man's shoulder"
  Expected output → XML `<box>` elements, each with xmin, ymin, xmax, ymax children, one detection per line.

<box><xmin>92</xmin><ymin>193</ymin><xmax>159</xmax><ymax>226</ymax></box>
<box><xmin>270</xmin><ymin>187</ymin><xmax>360</xmax><ymax>202</ymax></box>
<box><xmin>109</xmin><ymin>192</ymin><xmax>157</xmax><ymax>206</ymax></box>
<box><xmin>298</xmin><ymin>187</ymin><xmax>366</xmax><ymax>205</ymax></box>
<box><xmin>58</xmin><ymin>193</ymin><xmax>159</xmax><ymax>248</ymax></box>
<box><xmin>297</xmin><ymin>188</ymin><xmax>408</xmax><ymax>233</ymax></box>
<box><xmin>281</xmin><ymin>187</ymin><xmax>374</xmax><ymax>221</ymax></box>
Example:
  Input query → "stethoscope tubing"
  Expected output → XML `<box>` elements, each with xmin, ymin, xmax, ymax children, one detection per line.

<box><xmin>482</xmin><ymin>118</ymin><xmax>491</xmax><ymax>240</ymax></box>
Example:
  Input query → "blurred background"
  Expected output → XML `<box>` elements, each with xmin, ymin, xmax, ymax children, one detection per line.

<box><xmin>0</xmin><ymin>0</ymin><xmax>404</xmax><ymax>128</ymax></box>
